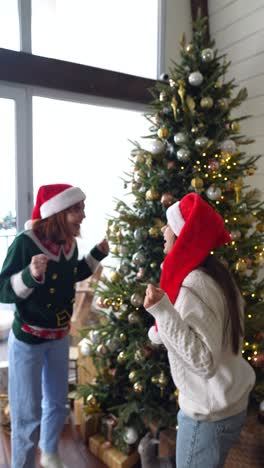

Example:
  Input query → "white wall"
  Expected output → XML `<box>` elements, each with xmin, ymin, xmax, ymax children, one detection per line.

<box><xmin>164</xmin><ymin>0</ymin><xmax>192</xmax><ymax>73</ymax></box>
<box><xmin>208</xmin><ymin>0</ymin><xmax>264</xmax><ymax>199</ymax></box>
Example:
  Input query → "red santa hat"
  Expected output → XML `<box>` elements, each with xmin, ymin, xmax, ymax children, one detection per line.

<box><xmin>148</xmin><ymin>192</ymin><xmax>231</xmax><ymax>344</ymax></box>
<box><xmin>25</xmin><ymin>183</ymin><xmax>86</xmax><ymax>229</ymax></box>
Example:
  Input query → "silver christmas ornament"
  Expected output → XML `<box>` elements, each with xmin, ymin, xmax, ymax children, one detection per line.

<box><xmin>176</xmin><ymin>148</ymin><xmax>191</xmax><ymax>162</ymax></box>
<box><xmin>150</xmin><ymin>139</ymin><xmax>165</xmax><ymax>155</ymax></box>
<box><xmin>195</xmin><ymin>137</ymin><xmax>209</xmax><ymax>148</ymax></box>
<box><xmin>80</xmin><ymin>340</ymin><xmax>92</xmax><ymax>357</ymax></box>
<box><xmin>134</xmin><ymin>228</ymin><xmax>148</xmax><ymax>241</ymax></box>
<box><xmin>206</xmin><ymin>185</ymin><xmax>222</xmax><ymax>201</ymax></box>
<box><xmin>132</xmin><ymin>252</ymin><xmax>145</xmax><ymax>266</ymax></box>
<box><xmin>128</xmin><ymin>313</ymin><xmax>140</xmax><ymax>324</ymax></box>
<box><xmin>106</xmin><ymin>338</ymin><xmax>119</xmax><ymax>352</ymax></box>
<box><xmin>221</xmin><ymin>139</ymin><xmax>236</xmax><ymax>154</ymax></box>
<box><xmin>88</xmin><ymin>329</ymin><xmax>100</xmax><ymax>344</ymax></box>
<box><xmin>188</xmin><ymin>71</ymin><xmax>203</xmax><ymax>86</ymax></box>
<box><xmin>174</xmin><ymin>132</ymin><xmax>186</xmax><ymax>145</ymax></box>
<box><xmin>130</xmin><ymin>293</ymin><xmax>144</xmax><ymax>307</ymax></box>
<box><xmin>123</xmin><ymin>427</ymin><xmax>138</xmax><ymax>445</ymax></box>
<box><xmin>201</xmin><ymin>48</ymin><xmax>214</xmax><ymax>63</ymax></box>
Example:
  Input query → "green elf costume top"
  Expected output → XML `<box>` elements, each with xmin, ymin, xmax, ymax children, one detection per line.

<box><xmin>0</xmin><ymin>183</ymin><xmax>107</xmax><ymax>344</ymax></box>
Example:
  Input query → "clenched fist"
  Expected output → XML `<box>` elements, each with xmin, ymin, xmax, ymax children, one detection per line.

<box><xmin>144</xmin><ymin>284</ymin><xmax>165</xmax><ymax>309</ymax></box>
<box><xmin>97</xmin><ymin>239</ymin><xmax>109</xmax><ymax>255</ymax></box>
<box><xmin>30</xmin><ymin>254</ymin><xmax>49</xmax><ymax>280</ymax></box>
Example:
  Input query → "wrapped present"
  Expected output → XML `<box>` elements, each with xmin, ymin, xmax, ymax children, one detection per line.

<box><xmin>158</xmin><ymin>428</ymin><xmax>177</xmax><ymax>458</ymax></box>
<box><xmin>89</xmin><ymin>434</ymin><xmax>139</xmax><ymax>468</ymax></box>
<box><xmin>73</xmin><ymin>398</ymin><xmax>84</xmax><ymax>425</ymax></box>
<box><xmin>80</xmin><ymin>407</ymin><xmax>104</xmax><ymax>443</ymax></box>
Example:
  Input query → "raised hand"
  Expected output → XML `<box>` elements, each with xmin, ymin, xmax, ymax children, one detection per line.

<box><xmin>97</xmin><ymin>239</ymin><xmax>109</xmax><ymax>255</ymax></box>
<box><xmin>144</xmin><ymin>283</ymin><xmax>165</xmax><ymax>309</ymax></box>
<box><xmin>30</xmin><ymin>254</ymin><xmax>49</xmax><ymax>280</ymax></box>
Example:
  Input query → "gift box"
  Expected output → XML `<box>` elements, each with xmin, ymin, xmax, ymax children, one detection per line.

<box><xmin>101</xmin><ymin>413</ymin><xmax>118</xmax><ymax>443</ymax></box>
<box><xmin>158</xmin><ymin>428</ymin><xmax>177</xmax><ymax>458</ymax></box>
<box><xmin>89</xmin><ymin>434</ymin><xmax>139</xmax><ymax>468</ymax></box>
<box><xmin>73</xmin><ymin>398</ymin><xmax>84</xmax><ymax>425</ymax></box>
<box><xmin>80</xmin><ymin>407</ymin><xmax>103</xmax><ymax>443</ymax></box>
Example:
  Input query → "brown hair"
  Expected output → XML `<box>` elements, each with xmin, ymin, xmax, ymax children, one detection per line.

<box><xmin>200</xmin><ymin>255</ymin><xmax>243</xmax><ymax>354</ymax></box>
<box><xmin>32</xmin><ymin>210</ymin><xmax>73</xmax><ymax>244</ymax></box>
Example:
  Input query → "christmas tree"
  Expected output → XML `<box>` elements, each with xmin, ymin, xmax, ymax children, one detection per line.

<box><xmin>78</xmin><ymin>16</ymin><xmax>264</xmax><ymax>452</ymax></box>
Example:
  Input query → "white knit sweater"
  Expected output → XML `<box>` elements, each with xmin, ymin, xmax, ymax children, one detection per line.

<box><xmin>147</xmin><ymin>269</ymin><xmax>256</xmax><ymax>421</ymax></box>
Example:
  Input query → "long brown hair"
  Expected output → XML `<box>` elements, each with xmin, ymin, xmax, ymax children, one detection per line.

<box><xmin>32</xmin><ymin>210</ymin><xmax>73</xmax><ymax>244</ymax></box>
<box><xmin>200</xmin><ymin>255</ymin><xmax>243</xmax><ymax>354</ymax></box>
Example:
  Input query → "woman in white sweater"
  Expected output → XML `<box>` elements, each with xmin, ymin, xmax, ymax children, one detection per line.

<box><xmin>144</xmin><ymin>192</ymin><xmax>255</xmax><ymax>468</ymax></box>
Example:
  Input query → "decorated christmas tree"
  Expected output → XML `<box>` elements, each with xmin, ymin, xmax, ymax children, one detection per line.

<box><xmin>78</xmin><ymin>16</ymin><xmax>264</xmax><ymax>452</ymax></box>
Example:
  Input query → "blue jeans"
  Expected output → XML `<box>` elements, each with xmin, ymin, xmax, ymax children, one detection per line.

<box><xmin>8</xmin><ymin>330</ymin><xmax>70</xmax><ymax>468</ymax></box>
<box><xmin>176</xmin><ymin>408</ymin><xmax>247</xmax><ymax>468</ymax></box>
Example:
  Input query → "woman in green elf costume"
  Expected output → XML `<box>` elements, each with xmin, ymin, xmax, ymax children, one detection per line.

<box><xmin>0</xmin><ymin>183</ymin><xmax>109</xmax><ymax>468</ymax></box>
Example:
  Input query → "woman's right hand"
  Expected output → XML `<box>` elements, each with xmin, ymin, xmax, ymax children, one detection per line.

<box><xmin>30</xmin><ymin>254</ymin><xmax>49</xmax><ymax>279</ymax></box>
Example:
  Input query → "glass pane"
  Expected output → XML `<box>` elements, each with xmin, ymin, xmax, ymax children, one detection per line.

<box><xmin>0</xmin><ymin>0</ymin><xmax>20</xmax><ymax>50</ymax></box>
<box><xmin>0</xmin><ymin>98</ymin><xmax>17</xmax><ymax>271</ymax></box>
<box><xmin>32</xmin><ymin>0</ymin><xmax>158</xmax><ymax>78</ymax></box>
<box><xmin>33</xmin><ymin>97</ymin><xmax>149</xmax><ymax>256</ymax></box>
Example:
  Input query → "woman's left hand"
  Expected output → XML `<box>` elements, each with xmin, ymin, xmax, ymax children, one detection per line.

<box><xmin>97</xmin><ymin>239</ymin><xmax>109</xmax><ymax>255</ymax></box>
<box><xmin>144</xmin><ymin>284</ymin><xmax>165</xmax><ymax>309</ymax></box>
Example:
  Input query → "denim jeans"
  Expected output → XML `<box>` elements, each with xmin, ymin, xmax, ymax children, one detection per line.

<box><xmin>8</xmin><ymin>330</ymin><xmax>70</xmax><ymax>468</ymax></box>
<box><xmin>176</xmin><ymin>408</ymin><xmax>247</xmax><ymax>468</ymax></box>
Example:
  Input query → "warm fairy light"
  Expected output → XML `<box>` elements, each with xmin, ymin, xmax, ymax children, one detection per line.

<box><xmin>231</xmin><ymin>241</ymin><xmax>236</xmax><ymax>246</ymax></box>
<box><xmin>181</xmin><ymin>166</ymin><xmax>184</xmax><ymax>170</ymax></box>
<box><xmin>247</xmin><ymin>356</ymin><xmax>252</xmax><ymax>361</ymax></box>
<box><xmin>225</xmin><ymin>219</ymin><xmax>229</xmax><ymax>223</ymax></box>
<box><xmin>203</xmin><ymin>165</ymin><xmax>207</xmax><ymax>168</ymax></box>
<box><xmin>213</xmin><ymin>175</ymin><xmax>216</xmax><ymax>179</ymax></box>
<box><xmin>254</xmin><ymin>246</ymin><xmax>258</xmax><ymax>250</ymax></box>
<box><xmin>221</xmin><ymin>196</ymin><xmax>224</xmax><ymax>199</ymax></box>
<box><xmin>252</xmin><ymin>345</ymin><xmax>256</xmax><ymax>349</ymax></box>
<box><xmin>254</xmin><ymin>351</ymin><xmax>258</xmax><ymax>355</ymax></box>
<box><xmin>205</xmin><ymin>173</ymin><xmax>209</xmax><ymax>177</ymax></box>
<box><xmin>245</xmin><ymin>341</ymin><xmax>249</xmax><ymax>346</ymax></box>
<box><xmin>196</xmin><ymin>160</ymin><xmax>201</xmax><ymax>164</ymax></box>
<box><xmin>254</xmin><ymin>357</ymin><xmax>257</xmax><ymax>362</ymax></box>
<box><xmin>233</xmin><ymin>162</ymin><xmax>237</xmax><ymax>166</ymax></box>
<box><xmin>233</xmin><ymin>217</ymin><xmax>237</xmax><ymax>221</ymax></box>
<box><xmin>216</xmin><ymin>201</ymin><xmax>220</xmax><ymax>204</ymax></box>
<box><xmin>242</xmin><ymin>349</ymin><xmax>245</xmax><ymax>354</ymax></box>
<box><xmin>210</xmin><ymin>251</ymin><xmax>214</xmax><ymax>255</ymax></box>
<box><xmin>227</xmin><ymin>165</ymin><xmax>231</xmax><ymax>169</ymax></box>
<box><xmin>251</xmin><ymin>293</ymin><xmax>255</xmax><ymax>298</ymax></box>
<box><xmin>218</xmin><ymin>174</ymin><xmax>222</xmax><ymax>177</ymax></box>
<box><xmin>224</xmin><ymin>177</ymin><xmax>228</xmax><ymax>181</ymax></box>
<box><xmin>248</xmin><ymin>314</ymin><xmax>252</xmax><ymax>318</ymax></box>
<box><xmin>202</xmin><ymin>152</ymin><xmax>206</xmax><ymax>156</ymax></box>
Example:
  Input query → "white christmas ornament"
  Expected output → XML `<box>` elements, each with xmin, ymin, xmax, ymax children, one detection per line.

<box><xmin>221</xmin><ymin>139</ymin><xmax>236</xmax><ymax>154</ymax></box>
<box><xmin>201</xmin><ymin>48</ymin><xmax>214</xmax><ymax>62</ymax></box>
<box><xmin>176</xmin><ymin>148</ymin><xmax>191</xmax><ymax>162</ymax></box>
<box><xmin>206</xmin><ymin>185</ymin><xmax>222</xmax><ymax>201</ymax></box>
<box><xmin>150</xmin><ymin>139</ymin><xmax>165</xmax><ymax>155</ymax></box>
<box><xmin>174</xmin><ymin>132</ymin><xmax>186</xmax><ymax>145</ymax></box>
<box><xmin>188</xmin><ymin>71</ymin><xmax>203</xmax><ymax>86</ymax></box>
<box><xmin>195</xmin><ymin>137</ymin><xmax>209</xmax><ymax>148</ymax></box>
<box><xmin>88</xmin><ymin>329</ymin><xmax>100</xmax><ymax>344</ymax></box>
<box><xmin>123</xmin><ymin>427</ymin><xmax>138</xmax><ymax>445</ymax></box>
<box><xmin>80</xmin><ymin>339</ymin><xmax>92</xmax><ymax>357</ymax></box>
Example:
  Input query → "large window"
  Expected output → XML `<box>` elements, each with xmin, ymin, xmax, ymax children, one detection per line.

<box><xmin>32</xmin><ymin>0</ymin><xmax>159</xmax><ymax>78</ymax></box>
<box><xmin>33</xmin><ymin>96</ymin><xmax>148</xmax><ymax>253</ymax></box>
<box><xmin>0</xmin><ymin>0</ymin><xmax>20</xmax><ymax>50</ymax></box>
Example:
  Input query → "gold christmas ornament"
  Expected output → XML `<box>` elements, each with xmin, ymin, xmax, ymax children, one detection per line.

<box><xmin>148</xmin><ymin>226</ymin><xmax>160</xmax><ymax>238</ymax></box>
<box><xmin>145</xmin><ymin>188</ymin><xmax>160</xmax><ymax>201</ymax></box>
<box><xmin>128</xmin><ymin>371</ymin><xmax>137</xmax><ymax>382</ymax></box>
<box><xmin>157</xmin><ymin>127</ymin><xmax>169</xmax><ymax>139</ymax></box>
<box><xmin>161</xmin><ymin>192</ymin><xmax>175</xmax><ymax>207</ymax></box>
<box><xmin>200</xmin><ymin>96</ymin><xmax>214</xmax><ymax>109</ymax></box>
<box><xmin>178</xmin><ymin>80</ymin><xmax>186</xmax><ymax>105</ymax></box>
<box><xmin>185</xmin><ymin>43</ymin><xmax>194</xmax><ymax>53</ymax></box>
<box><xmin>103</xmin><ymin>297</ymin><xmax>113</xmax><ymax>308</ymax></box>
<box><xmin>171</xmin><ymin>96</ymin><xmax>177</xmax><ymax>120</ymax></box>
<box><xmin>246</xmin><ymin>167</ymin><xmax>255</xmax><ymax>176</ymax></box>
<box><xmin>217</xmin><ymin>98</ymin><xmax>229</xmax><ymax>110</ymax></box>
<box><xmin>151</xmin><ymin>375</ymin><xmax>159</xmax><ymax>384</ymax></box>
<box><xmin>117</xmin><ymin>351</ymin><xmax>127</xmax><ymax>364</ymax></box>
<box><xmin>119</xmin><ymin>333</ymin><xmax>127</xmax><ymax>342</ymax></box>
<box><xmin>235</xmin><ymin>259</ymin><xmax>247</xmax><ymax>273</ymax></box>
<box><xmin>186</xmin><ymin>95</ymin><xmax>196</xmax><ymax>114</ymax></box>
<box><xmin>234</xmin><ymin>178</ymin><xmax>243</xmax><ymax>204</ymax></box>
<box><xmin>256</xmin><ymin>223</ymin><xmax>264</xmax><ymax>233</ymax></box>
<box><xmin>158</xmin><ymin>371</ymin><xmax>168</xmax><ymax>387</ymax></box>
<box><xmin>191</xmin><ymin>125</ymin><xmax>199</xmax><ymax>134</ymax></box>
<box><xmin>154</xmin><ymin>218</ymin><xmax>165</xmax><ymax>228</ymax></box>
<box><xmin>191</xmin><ymin>177</ymin><xmax>204</xmax><ymax>189</ymax></box>
<box><xmin>110</xmin><ymin>271</ymin><xmax>120</xmax><ymax>282</ymax></box>
<box><xmin>133</xmin><ymin>382</ymin><xmax>143</xmax><ymax>393</ymax></box>
<box><xmin>134</xmin><ymin>349</ymin><xmax>145</xmax><ymax>362</ymax></box>
<box><xmin>86</xmin><ymin>394</ymin><xmax>98</xmax><ymax>407</ymax></box>
<box><xmin>231</xmin><ymin>121</ymin><xmax>240</xmax><ymax>133</ymax></box>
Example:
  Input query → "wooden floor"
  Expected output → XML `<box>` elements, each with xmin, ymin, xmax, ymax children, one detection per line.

<box><xmin>0</xmin><ymin>418</ymin><xmax>107</xmax><ymax>468</ymax></box>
